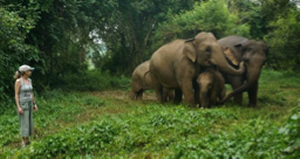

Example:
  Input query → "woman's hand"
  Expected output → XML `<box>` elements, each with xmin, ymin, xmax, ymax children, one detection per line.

<box><xmin>33</xmin><ymin>105</ymin><xmax>38</xmax><ymax>112</ymax></box>
<box><xmin>18</xmin><ymin>106</ymin><xmax>23</xmax><ymax>114</ymax></box>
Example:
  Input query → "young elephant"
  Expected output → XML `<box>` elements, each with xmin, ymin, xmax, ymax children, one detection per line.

<box><xmin>197</xmin><ymin>67</ymin><xmax>226</xmax><ymax>108</ymax></box>
<box><xmin>130</xmin><ymin>61</ymin><xmax>174</xmax><ymax>100</ymax></box>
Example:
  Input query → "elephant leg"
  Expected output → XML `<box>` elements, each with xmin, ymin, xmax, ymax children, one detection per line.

<box><xmin>136</xmin><ymin>90</ymin><xmax>144</xmax><ymax>100</ymax></box>
<box><xmin>174</xmin><ymin>88</ymin><xmax>182</xmax><ymax>104</ymax></box>
<box><xmin>219</xmin><ymin>88</ymin><xmax>226</xmax><ymax>101</ymax></box>
<box><xmin>164</xmin><ymin>89</ymin><xmax>174</xmax><ymax>101</ymax></box>
<box><xmin>210</xmin><ymin>91</ymin><xmax>218</xmax><ymax>108</ymax></box>
<box><xmin>162</xmin><ymin>89</ymin><xmax>170</xmax><ymax>102</ymax></box>
<box><xmin>162</xmin><ymin>89</ymin><xmax>167</xmax><ymax>101</ymax></box>
<box><xmin>230</xmin><ymin>78</ymin><xmax>243</xmax><ymax>105</ymax></box>
<box><xmin>193</xmin><ymin>81</ymin><xmax>200</xmax><ymax>105</ymax></box>
<box><xmin>131</xmin><ymin>81</ymin><xmax>142</xmax><ymax>100</ymax></box>
<box><xmin>129</xmin><ymin>91</ymin><xmax>137</xmax><ymax>100</ymax></box>
<box><xmin>248</xmin><ymin>81</ymin><xmax>258</xmax><ymax>107</ymax></box>
<box><xmin>181</xmin><ymin>82</ymin><xmax>196</xmax><ymax>106</ymax></box>
<box><xmin>154</xmin><ymin>85</ymin><xmax>164</xmax><ymax>102</ymax></box>
<box><xmin>167</xmin><ymin>90</ymin><xmax>175</xmax><ymax>101</ymax></box>
<box><xmin>150</xmin><ymin>72</ymin><xmax>165</xmax><ymax>102</ymax></box>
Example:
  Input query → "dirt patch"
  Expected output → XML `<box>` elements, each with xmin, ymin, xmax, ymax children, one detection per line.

<box><xmin>89</xmin><ymin>90</ymin><xmax>157</xmax><ymax>101</ymax></box>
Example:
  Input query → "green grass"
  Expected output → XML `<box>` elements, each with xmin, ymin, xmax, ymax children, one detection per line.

<box><xmin>0</xmin><ymin>69</ymin><xmax>299</xmax><ymax>158</ymax></box>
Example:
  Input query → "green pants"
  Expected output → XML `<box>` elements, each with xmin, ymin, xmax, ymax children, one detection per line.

<box><xmin>18</xmin><ymin>100</ymin><xmax>33</xmax><ymax>137</ymax></box>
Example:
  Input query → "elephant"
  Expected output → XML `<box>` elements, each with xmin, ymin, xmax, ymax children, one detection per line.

<box><xmin>149</xmin><ymin>32</ymin><xmax>245</xmax><ymax>106</ymax></box>
<box><xmin>130</xmin><ymin>61</ymin><xmax>174</xmax><ymax>100</ymax></box>
<box><xmin>197</xmin><ymin>67</ymin><xmax>226</xmax><ymax>108</ymax></box>
<box><xmin>217</xmin><ymin>35</ymin><xmax>269</xmax><ymax>107</ymax></box>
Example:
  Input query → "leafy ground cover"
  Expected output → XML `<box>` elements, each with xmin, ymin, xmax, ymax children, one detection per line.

<box><xmin>0</xmin><ymin>69</ymin><xmax>299</xmax><ymax>158</ymax></box>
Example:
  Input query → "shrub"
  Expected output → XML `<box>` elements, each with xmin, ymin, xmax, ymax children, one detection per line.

<box><xmin>55</xmin><ymin>70</ymin><xmax>130</xmax><ymax>91</ymax></box>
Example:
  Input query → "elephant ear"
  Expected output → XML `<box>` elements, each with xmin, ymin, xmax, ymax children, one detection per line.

<box><xmin>223</xmin><ymin>47</ymin><xmax>239</xmax><ymax>66</ymax></box>
<box><xmin>184</xmin><ymin>38</ymin><xmax>196</xmax><ymax>63</ymax></box>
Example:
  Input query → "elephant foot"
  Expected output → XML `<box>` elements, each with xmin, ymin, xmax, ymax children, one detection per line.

<box><xmin>248</xmin><ymin>103</ymin><xmax>257</xmax><ymax>108</ymax></box>
<box><xmin>186</xmin><ymin>102</ymin><xmax>197</xmax><ymax>108</ymax></box>
<box><xmin>191</xmin><ymin>104</ymin><xmax>198</xmax><ymax>108</ymax></box>
<box><xmin>235</xmin><ymin>102</ymin><xmax>243</xmax><ymax>106</ymax></box>
<box><xmin>173</xmin><ymin>98</ymin><xmax>182</xmax><ymax>105</ymax></box>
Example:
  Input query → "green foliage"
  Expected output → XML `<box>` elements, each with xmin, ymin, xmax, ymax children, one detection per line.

<box><xmin>152</xmin><ymin>0</ymin><xmax>250</xmax><ymax>51</ymax></box>
<box><xmin>0</xmin><ymin>90</ymin><xmax>107</xmax><ymax>148</ymax></box>
<box><xmin>225</xmin><ymin>0</ymin><xmax>268</xmax><ymax>39</ymax></box>
<box><xmin>260</xmin><ymin>0</ymin><xmax>293</xmax><ymax>22</ymax></box>
<box><xmin>264</xmin><ymin>9</ymin><xmax>300</xmax><ymax>72</ymax></box>
<box><xmin>25</xmin><ymin>0</ymin><xmax>115</xmax><ymax>88</ymax></box>
<box><xmin>55</xmin><ymin>70</ymin><xmax>129</xmax><ymax>91</ymax></box>
<box><xmin>0</xmin><ymin>4</ymin><xmax>41</xmax><ymax>112</ymax></box>
<box><xmin>0</xmin><ymin>70</ymin><xmax>299</xmax><ymax>158</ymax></box>
<box><xmin>0</xmin><ymin>0</ymin><xmax>119</xmax><ymax>112</ymax></box>
<box><xmin>226</xmin><ymin>0</ymin><xmax>300</xmax><ymax>72</ymax></box>
<box><xmin>279</xmin><ymin>104</ymin><xmax>300</xmax><ymax>156</ymax></box>
<box><xmin>95</xmin><ymin>0</ymin><xmax>204</xmax><ymax>74</ymax></box>
<box><xmin>2</xmin><ymin>0</ymin><xmax>300</xmax><ymax>113</ymax></box>
<box><xmin>26</xmin><ymin>120</ymin><xmax>119</xmax><ymax>158</ymax></box>
<box><xmin>0</xmin><ymin>115</ymin><xmax>19</xmax><ymax>147</ymax></box>
<box><xmin>2</xmin><ymin>103</ymin><xmax>298</xmax><ymax>158</ymax></box>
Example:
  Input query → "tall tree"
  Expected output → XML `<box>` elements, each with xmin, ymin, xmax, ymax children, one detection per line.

<box><xmin>95</xmin><ymin>0</ymin><xmax>204</xmax><ymax>74</ymax></box>
<box><xmin>25</xmin><ymin>0</ymin><xmax>117</xmax><ymax>86</ymax></box>
<box><xmin>0</xmin><ymin>0</ymin><xmax>41</xmax><ymax>112</ymax></box>
<box><xmin>264</xmin><ymin>0</ymin><xmax>300</xmax><ymax>71</ymax></box>
<box><xmin>0</xmin><ymin>0</ymin><xmax>117</xmax><ymax>112</ymax></box>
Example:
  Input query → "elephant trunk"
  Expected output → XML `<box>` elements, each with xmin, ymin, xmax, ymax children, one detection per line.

<box><xmin>200</xmin><ymin>91</ymin><xmax>209</xmax><ymax>108</ymax></box>
<box><xmin>220</xmin><ymin>67</ymin><xmax>261</xmax><ymax>103</ymax></box>
<box><xmin>211</xmin><ymin>50</ymin><xmax>245</xmax><ymax>75</ymax></box>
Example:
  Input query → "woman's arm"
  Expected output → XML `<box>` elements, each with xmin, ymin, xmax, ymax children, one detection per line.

<box><xmin>31</xmin><ymin>91</ymin><xmax>36</xmax><ymax>104</ymax></box>
<box><xmin>15</xmin><ymin>80</ymin><xmax>23</xmax><ymax>114</ymax></box>
<box><xmin>15</xmin><ymin>80</ymin><xmax>21</xmax><ymax>107</ymax></box>
<box><xmin>31</xmin><ymin>90</ymin><xmax>38</xmax><ymax>111</ymax></box>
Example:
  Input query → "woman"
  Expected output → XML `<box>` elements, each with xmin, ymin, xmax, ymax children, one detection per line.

<box><xmin>14</xmin><ymin>64</ymin><xmax>38</xmax><ymax>147</ymax></box>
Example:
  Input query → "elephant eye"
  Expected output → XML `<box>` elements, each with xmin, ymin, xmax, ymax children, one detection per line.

<box><xmin>241</xmin><ymin>47</ymin><xmax>248</xmax><ymax>53</ymax></box>
<box><xmin>208</xmin><ymin>83</ymin><xmax>212</xmax><ymax>88</ymax></box>
<box><xmin>205</xmin><ymin>47</ymin><xmax>212</xmax><ymax>53</ymax></box>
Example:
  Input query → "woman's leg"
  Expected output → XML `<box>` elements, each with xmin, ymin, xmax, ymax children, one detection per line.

<box><xmin>27</xmin><ymin>103</ymin><xmax>33</xmax><ymax>145</ymax></box>
<box><xmin>25</xmin><ymin>137</ymin><xmax>29</xmax><ymax>144</ymax></box>
<box><xmin>19</xmin><ymin>101</ymin><xmax>32</xmax><ymax>146</ymax></box>
<box><xmin>21</xmin><ymin>137</ymin><xmax>26</xmax><ymax>147</ymax></box>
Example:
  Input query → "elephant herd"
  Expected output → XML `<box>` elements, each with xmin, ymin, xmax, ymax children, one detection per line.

<box><xmin>130</xmin><ymin>32</ymin><xmax>269</xmax><ymax>108</ymax></box>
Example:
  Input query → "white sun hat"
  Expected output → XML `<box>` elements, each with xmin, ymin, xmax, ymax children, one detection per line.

<box><xmin>19</xmin><ymin>65</ymin><xmax>35</xmax><ymax>72</ymax></box>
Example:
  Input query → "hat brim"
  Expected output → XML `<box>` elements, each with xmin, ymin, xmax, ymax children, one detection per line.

<box><xmin>29</xmin><ymin>67</ymin><xmax>35</xmax><ymax>71</ymax></box>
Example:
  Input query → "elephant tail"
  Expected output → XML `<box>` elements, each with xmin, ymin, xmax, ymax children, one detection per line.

<box><xmin>142</xmin><ymin>70</ymin><xmax>150</xmax><ymax>90</ymax></box>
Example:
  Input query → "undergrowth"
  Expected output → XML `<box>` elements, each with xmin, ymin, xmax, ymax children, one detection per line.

<box><xmin>2</xmin><ymin>103</ymin><xmax>299</xmax><ymax>158</ymax></box>
<box><xmin>0</xmin><ymin>69</ymin><xmax>299</xmax><ymax>158</ymax></box>
<box><xmin>55</xmin><ymin>70</ymin><xmax>130</xmax><ymax>91</ymax></box>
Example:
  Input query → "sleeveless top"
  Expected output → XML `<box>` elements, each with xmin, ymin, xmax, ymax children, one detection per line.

<box><xmin>19</xmin><ymin>78</ymin><xmax>33</xmax><ymax>102</ymax></box>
